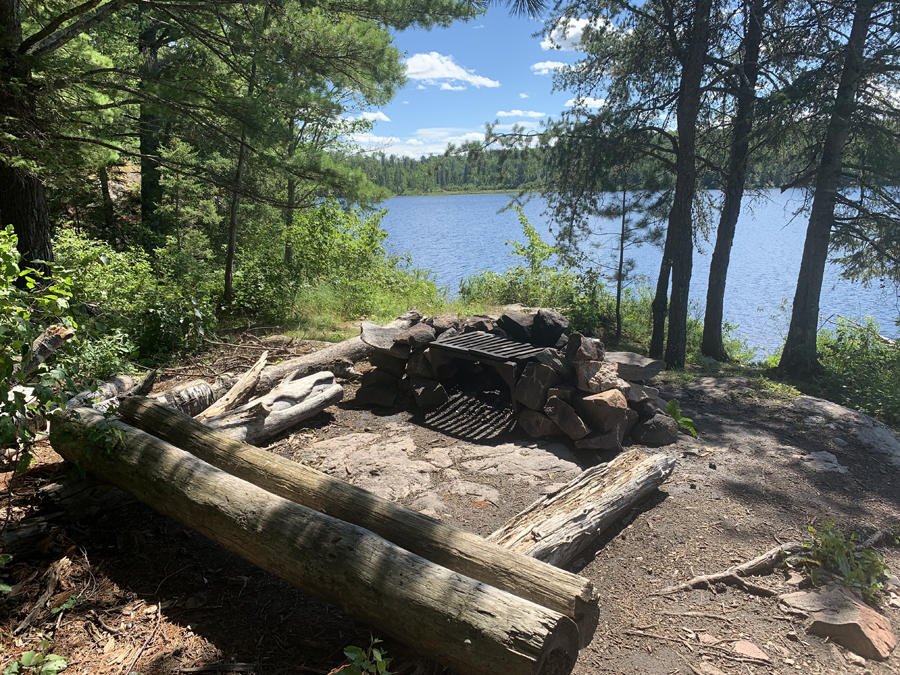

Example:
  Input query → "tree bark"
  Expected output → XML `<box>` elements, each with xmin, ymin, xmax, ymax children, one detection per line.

<box><xmin>664</xmin><ymin>0</ymin><xmax>713</xmax><ymax>370</ymax></box>
<box><xmin>195</xmin><ymin>350</ymin><xmax>268</xmax><ymax>420</ymax></box>
<box><xmin>98</xmin><ymin>164</ymin><xmax>117</xmax><ymax>242</ymax></box>
<box><xmin>138</xmin><ymin>13</ymin><xmax>163</xmax><ymax>240</ymax></box>
<box><xmin>488</xmin><ymin>451</ymin><xmax>676</xmax><ymax>567</ymax></box>
<box><xmin>701</xmin><ymin>0</ymin><xmax>764</xmax><ymax>362</ymax></box>
<box><xmin>0</xmin><ymin>0</ymin><xmax>53</xmax><ymax>270</ymax></box>
<box><xmin>116</xmin><ymin>395</ymin><xmax>600</xmax><ymax>646</ymax></box>
<box><xmin>649</xmin><ymin>224</ymin><xmax>671</xmax><ymax>360</ymax></box>
<box><xmin>50</xmin><ymin>409</ymin><xmax>581</xmax><ymax>675</ymax></box>
<box><xmin>780</xmin><ymin>0</ymin><xmax>875</xmax><ymax>379</ymax></box>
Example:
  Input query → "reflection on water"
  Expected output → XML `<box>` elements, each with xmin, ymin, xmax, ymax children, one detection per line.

<box><xmin>379</xmin><ymin>191</ymin><xmax>899</xmax><ymax>355</ymax></box>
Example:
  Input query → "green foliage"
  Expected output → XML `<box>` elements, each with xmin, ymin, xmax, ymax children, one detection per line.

<box><xmin>0</xmin><ymin>227</ymin><xmax>75</xmax><ymax>466</ymax></box>
<box><xmin>459</xmin><ymin>208</ymin><xmax>575</xmax><ymax>307</ymax></box>
<box><xmin>2</xmin><ymin>640</ymin><xmax>67</xmax><ymax>674</ymax></box>
<box><xmin>815</xmin><ymin>317</ymin><xmax>900</xmax><ymax>429</ymax></box>
<box><xmin>54</xmin><ymin>230</ymin><xmax>219</xmax><ymax>360</ymax></box>
<box><xmin>665</xmin><ymin>399</ymin><xmax>698</xmax><ymax>438</ymax></box>
<box><xmin>798</xmin><ymin>518</ymin><xmax>890</xmax><ymax>605</ymax></box>
<box><xmin>342</xmin><ymin>637</ymin><xmax>393</xmax><ymax>675</ymax></box>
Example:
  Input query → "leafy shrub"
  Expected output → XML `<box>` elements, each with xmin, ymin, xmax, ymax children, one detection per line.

<box><xmin>459</xmin><ymin>207</ymin><xmax>576</xmax><ymax>307</ymax></box>
<box><xmin>342</xmin><ymin>636</ymin><xmax>393</xmax><ymax>675</ymax></box>
<box><xmin>0</xmin><ymin>227</ymin><xmax>75</xmax><ymax>468</ymax></box>
<box><xmin>798</xmin><ymin>517</ymin><xmax>890</xmax><ymax>605</ymax></box>
<box><xmin>54</xmin><ymin>229</ymin><xmax>219</xmax><ymax>359</ymax></box>
<box><xmin>816</xmin><ymin>317</ymin><xmax>900</xmax><ymax>429</ymax></box>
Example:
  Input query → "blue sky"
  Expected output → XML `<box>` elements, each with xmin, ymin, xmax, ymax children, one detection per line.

<box><xmin>349</xmin><ymin>10</ymin><xmax>604</xmax><ymax>157</ymax></box>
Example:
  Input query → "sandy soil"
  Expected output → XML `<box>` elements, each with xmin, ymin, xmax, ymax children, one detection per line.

<box><xmin>2</xmin><ymin>341</ymin><xmax>899</xmax><ymax>675</ymax></box>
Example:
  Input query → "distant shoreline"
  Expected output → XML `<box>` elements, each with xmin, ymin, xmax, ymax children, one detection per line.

<box><xmin>385</xmin><ymin>189</ymin><xmax>533</xmax><ymax>197</ymax></box>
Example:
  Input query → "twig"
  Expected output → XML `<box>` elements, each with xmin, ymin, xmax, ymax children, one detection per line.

<box><xmin>14</xmin><ymin>557</ymin><xmax>69</xmax><ymax>634</ymax></box>
<box><xmin>859</xmin><ymin>527</ymin><xmax>897</xmax><ymax>550</ymax></box>
<box><xmin>203</xmin><ymin>339</ymin><xmax>273</xmax><ymax>352</ymax></box>
<box><xmin>653</xmin><ymin>541</ymin><xmax>803</xmax><ymax>595</ymax></box>
<box><xmin>659</xmin><ymin>611</ymin><xmax>733</xmax><ymax>622</ymax></box>
<box><xmin>123</xmin><ymin>603</ymin><xmax>160</xmax><ymax>675</ymax></box>
<box><xmin>90</xmin><ymin>610</ymin><xmax>121</xmax><ymax>634</ymax></box>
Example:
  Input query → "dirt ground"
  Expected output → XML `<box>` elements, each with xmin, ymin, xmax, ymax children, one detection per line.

<box><xmin>2</xmin><ymin>337</ymin><xmax>900</xmax><ymax>675</ymax></box>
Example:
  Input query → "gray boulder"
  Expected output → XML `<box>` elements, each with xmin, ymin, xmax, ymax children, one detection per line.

<box><xmin>544</xmin><ymin>396</ymin><xmax>591</xmax><ymax>441</ymax></box>
<box><xmin>533</xmin><ymin>308</ymin><xmax>570</xmax><ymax>347</ymax></box>
<box><xmin>514</xmin><ymin>362</ymin><xmax>562</xmax><ymax>410</ymax></box>
<box><xmin>631</xmin><ymin>413</ymin><xmax>678</xmax><ymax>447</ymax></box>
<box><xmin>518</xmin><ymin>409</ymin><xmax>564</xmax><ymax>438</ymax></box>
<box><xmin>497</xmin><ymin>311</ymin><xmax>535</xmax><ymax>343</ymax></box>
<box><xmin>605</xmin><ymin>351</ymin><xmax>665</xmax><ymax>381</ymax></box>
<box><xmin>409</xmin><ymin>377</ymin><xmax>449</xmax><ymax>408</ymax></box>
<box><xmin>395</xmin><ymin>323</ymin><xmax>437</xmax><ymax>349</ymax></box>
<box><xmin>535</xmin><ymin>348</ymin><xmax>575</xmax><ymax>380</ymax></box>
<box><xmin>354</xmin><ymin>384</ymin><xmax>398</xmax><ymax>407</ymax></box>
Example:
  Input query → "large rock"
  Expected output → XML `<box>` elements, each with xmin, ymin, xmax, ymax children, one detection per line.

<box><xmin>565</xmin><ymin>333</ymin><xmax>602</xmax><ymax>362</ymax></box>
<box><xmin>574</xmin><ymin>429</ymin><xmax>622</xmax><ymax>452</ymax></box>
<box><xmin>514</xmin><ymin>362</ymin><xmax>562</xmax><ymax>410</ymax></box>
<box><xmin>535</xmin><ymin>348</ymin><xmax>575</xmax><ymax>380</ymax></box>
<box><xmin>605</xmin><ymin>351</ymin><xmax>665</xmax><ymax>381</ymax></box>
<box><xmin>575</xmin><ymin>360</ymin><xmax>629</xmax><ymax>395</ymax></box>
<box><xmin>518</xmin><ymin>409</ymin><xmax>563</xmax><ymax>438</ymax></box>
<box><xmin>780</xmin><ymin>586</ymin><xmax>897</xmax><ymax>661</ymax></box>
<box><xmin>625</xmin><ymin>383</ymin><xmax>660</xmax><ymax>405</ymax></box>
<box><xmin>623</xmin><ymin>407</ymin><xmax>639</xmax><ymax>438</ymax></box>
<box><xmin>460</xmin><ymin>315</ymin><xmax>495</xmax><ymax>333</ymax></box>
<box><xmin>406</xmin><ymin>349</ymin><xmax>434</xmax><ymax>379</ymax></box>
<box><xmin>631</xmin><ymin>413</ymin><xmax>678</xmax><ymax>447</ymax></box>
<box><xmin>395</xmin><ymin>323</ymin><xmax>436</xmax><ymax>349</ymax></box>
<box><xmin>361</xmin><ymin>321</ymin><xmax>411</xmax><ymax>356</ymax></box>
<box><xmin>533</xmin><ymin>309</ymin><xmax>569</xmax><ymax>347</ymax></box>
<box><xmin>409</xmin><ymin>377</ymin><xmax>449</xmax><ymax>408</ymax></box>
<box><xmin>547</xmin><ymin>384</ymin><xmax>576</xmax><ymax>403</ymax></box>
<box><xmin>497</xmin><ymin>311</ymin><xmax>535</xmax><ymax>343</ymax></box>
<box><xmin>361</xmin><ymin>368</ymin><xmax>399</xmax><ymax>388</ymax></box>
<box><xmin>544</xmin><ymin>396</ymin><xmax>590</xmax><ymax>441</ymax></box>
<box><xmin>426</xmin><ymin>314</ymin><xmax>460</xmax><ymax>335</ymax></box>
<box><xmin>369</xmin><ymin>351</ymin><xmax>407</xmax><ymax>378</ymax></box>
<box><xmin>574</xmin><ymin>390</ymin><xmax>628</xmax><ymax>433</ymax></box>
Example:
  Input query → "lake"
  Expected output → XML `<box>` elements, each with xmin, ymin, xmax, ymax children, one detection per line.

<box><xmin>378</xmin><ymin>191</ymin><xmax>900</xmax><ymax>355</ymax></box>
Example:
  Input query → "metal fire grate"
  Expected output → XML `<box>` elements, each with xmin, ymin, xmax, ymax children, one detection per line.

<box><xmin>422</xmin><ymin>389</ymin><xmax>517</xmax><ymax>441</ymax></box>
<box><xmin>428</xmin><ymin>330</ymin><xmax>546</xmax><ymax>419</ymax></box>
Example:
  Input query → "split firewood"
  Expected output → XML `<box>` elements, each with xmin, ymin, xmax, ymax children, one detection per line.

<box><xmin>195</xmin><ymin>351</ymin><xmax>268</xmax><ymax>421</ymax></box>
<box><xmin>200</xmin><ymin>370</ymin><xmax>343</xmax><ymax>444</ymax></box>
<box><xmin>653</xmin><ymin>541</ymin><xmax>804</xmax><ymax>596</ymax></box>
<box><xmin>488</xmin><ymin>450</ymin><xmax>676</xmax><ymax>568</ymax></box>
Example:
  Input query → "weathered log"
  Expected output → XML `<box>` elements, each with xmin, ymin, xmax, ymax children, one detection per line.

<box><xmin>66</xmin><ymin>375</ymin><xmax>139</xmax><ymax>409</ymax></box>
<box><xmin>201</xmin><ymin>371</ymin><xmax>343</xmax><ymax>444</ymax></box>
<box><xmin>149</xmin><ymin>378</ymin><xmax>233</xmax><ymax>417</ymax></box>
<box><xmin>19</xmin><ymin>324</ymin><xmax>76</xmax><ymax>377</ymax></box>
<box><xmin>488</xmin><ymin>450</ymin><xmax>676</xmax><ymax>567</ymax></box>
<box><xmin>254</xmin><ymin>310</ymin><xmax>421</xmax><ymax>392</ymax></box>
<box><xmin>50</xmin><ymin>409</ymin><xmax>580</xmax><ymax>675</ymax></box>
<box><xmin>117</xmin><ymin>396</ymin><xmax>599</xmax><ymax>645</ymax></box>
<box><xmin>195</xmin><ymin>351</ymin><xmax>268</xmax><ymax>421</ymax></box>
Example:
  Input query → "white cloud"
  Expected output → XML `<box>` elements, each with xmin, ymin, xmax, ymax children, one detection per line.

<box><xmin>359</xmin><ymin>111</ymin><xmax>390</xmax><ymax>122</ymax></box>
<box><xmin>531</xmin><ymin>60</ymin><xmax>566</xmax><ymax>76</ymax></box>
<box><xmin>440</xmin><ymin>83</ymin><xmax>467</xmax><ymax>91</ymax></box>
<box><xmin>402</xmin><ymin>101</ymin><xmax>409</xmax><ymax>104</ymax></box>
<box><xmin>351</xmin><ymin>127</ymin><xmax>487</xmax><ymax>157</ymax></box>
<box><xmin>565</xmin><ymin>97</ymin><xmax>606</xmax><ymax>109</ymax></box>
<box><xmin>541</xmin><ymin>17</ymin><xmax>609</xmax><ymax>51</ymax></box>
<box><xmin>406</xmin><ymin>52</ymin><xmax>500</xmax><ymax>88</ymax></box>
<box><xmin>519</xmin><ymin>93</ymin><xmax>529</xmax><ymax>99</ymax></box>
<box><xmin>496</xmin><ymin>109</ymin><xmax>546</xmax><ymax>118</ymax></box>
<box><xmin>473</xmin><ymin>24</ymin><xmax>485</xmax><ymax>29</ymax></box>
<box><xmin>417</xmin><ymin>85</ymin><xmax>426</xmax><ymax>90</ymax></box>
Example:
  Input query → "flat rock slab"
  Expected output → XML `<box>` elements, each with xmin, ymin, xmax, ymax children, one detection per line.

<box><xmin>293</xmin><ymin>430</ymin><xmax>582</xmax><ymax>511</ymax></box>
<box><xmin>780</xmin><ymin>586</ymin><xmax>897</xmax><ymax>660</ymax></box>
<box><xmin>604</xmin><ymin>352</ymin><xmax>665</xmax><ymax>381</ymax></box>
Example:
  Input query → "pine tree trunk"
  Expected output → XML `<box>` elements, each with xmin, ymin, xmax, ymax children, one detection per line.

<box><xmin>664</xmin><ymin>0</ymin><xmax>713</xmax><ymax>370</ymax></box>
<box><xmin>780</xmin><ymin>0</ymin><xmax>875</xmax><ymax>379</ymax></box>
<box><xmin>649</xmin><ymin>239</ymin><xmax>670</xmax><ymax>360</ymax></box>
<box><xmin>138</xmin><ymin>15</ymin><xmax>163</xmax><ymax>240</ymax></box>
<box><xmin>701</xmin><ymin>0</ymin><xmax>763</xmax><ymax>362</ymax></box>
<box><xmin>98</xmin><ymin>164</ymin><xmax>117</xmax><ymax>240</ymax></box>
<box><xmin>0</xmin><ymin>0</ymin><xmax>53</xmax><ymax>271</ymax></box>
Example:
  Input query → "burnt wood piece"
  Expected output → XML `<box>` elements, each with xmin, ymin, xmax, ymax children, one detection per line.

<box><xmin>429</xmin><ymin>332</ymin><xmax>547</xmax><ymax>412</ymax></box>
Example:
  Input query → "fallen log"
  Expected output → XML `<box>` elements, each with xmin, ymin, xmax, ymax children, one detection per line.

<box><xmin>19</xmin><ymin>324</ymin><xmax>76</xmax><ymax>377</ymax></box>
<box><xmin>488</xmin><ymin>450</ymin><xmax>677</xmax><ymax>567</ymax></box>
<box><xmin>117</xmin><ymin>396</ymin><xmax>599</xmax><ymax>646</ymax></box>
<box><xmin>253</xmin><ymin>310</ymin><xmax>421</xmax><ymax>392</ymax></box>
<box><xmin>195</xmin><ymin>351</ymin><xmax>268</xmax><ymax>420</ymax></box>
<box><xmin>50</xmin><ymin>409</ymin><xmax>580</xmax><ymax>675</ymax></box>
<box><xmin>201</xmin><ymin>371</ymin><xmax>343</xmax><ymax>444</ymax></box>
<box><xmin>149</xmin><ymin>378</ymin><xmax>233</xmax><ymax>417</ymax></box>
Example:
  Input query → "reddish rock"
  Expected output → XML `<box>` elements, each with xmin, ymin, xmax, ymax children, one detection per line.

<box><xmin>575</xmin><ymin>360</ymin><xmax>627</xmax><ymax>394</ymax></box>
<box><xmin>780</xmin><ymin>586</ymin><xmax>897</xmax><ymax>661</ymax></box>
<box><xmin>574</xmin><ymin>390</ymin><xmax>628</xmax><ymax>433</ymax></box>
<box><xmin>733</xmin><ymin>640</ymin><xmax>769</xmax><ymax>662</ymax></box>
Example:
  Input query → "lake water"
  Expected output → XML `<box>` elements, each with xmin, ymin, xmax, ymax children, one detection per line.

<box><xmin>379</xmin><ymin>191</ymin><xmax>900</xmax><ymax>355</ymax></box>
